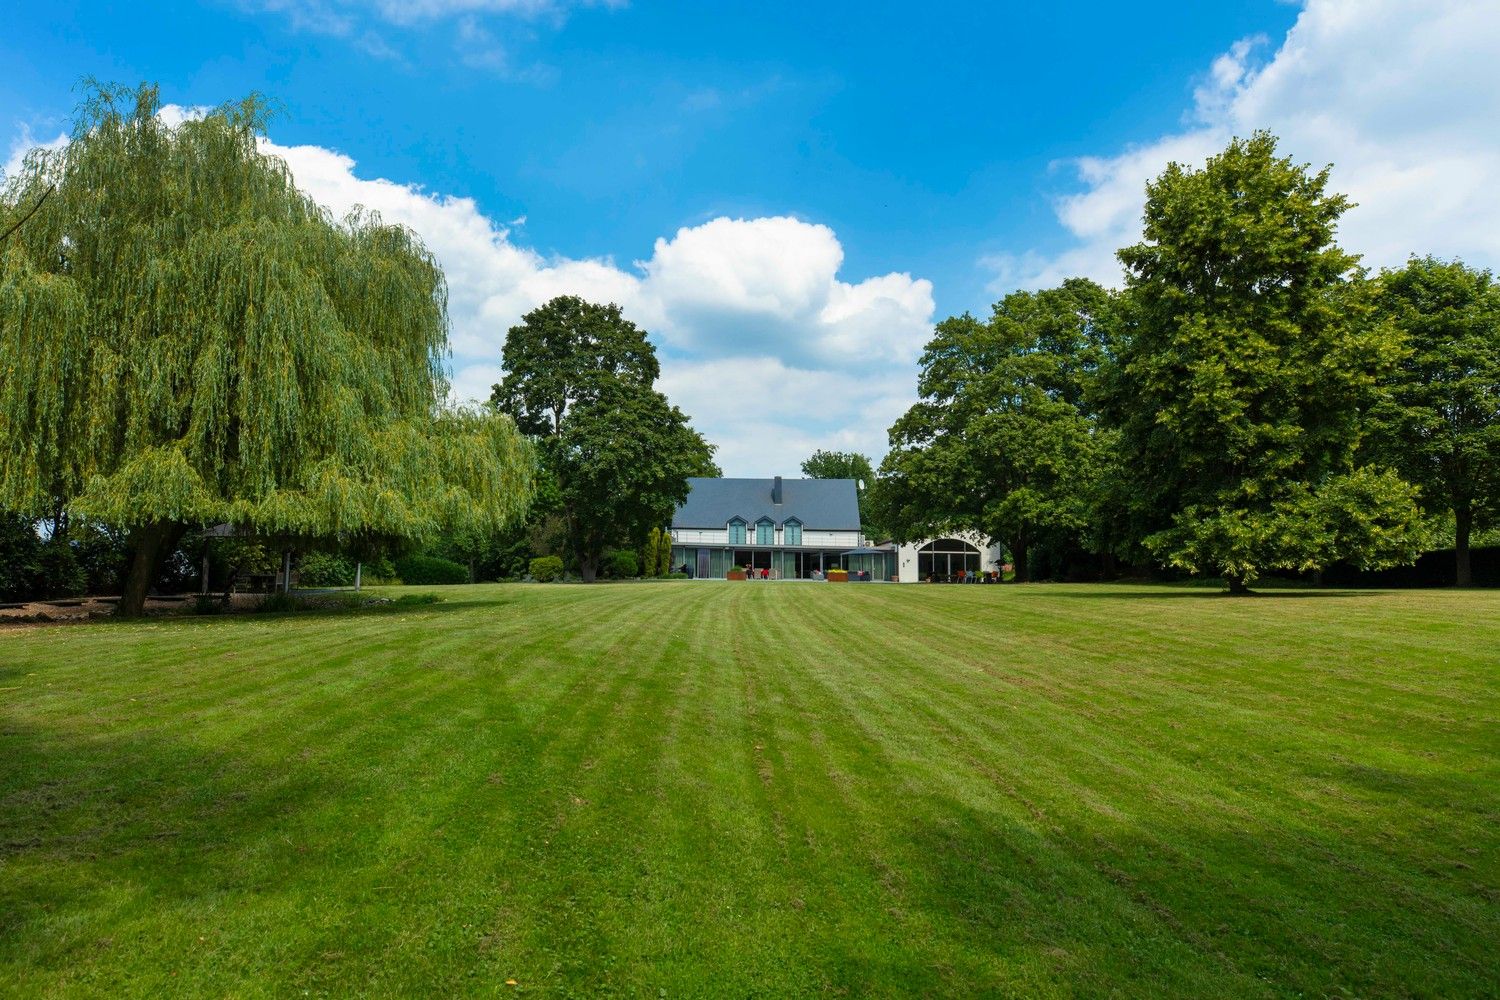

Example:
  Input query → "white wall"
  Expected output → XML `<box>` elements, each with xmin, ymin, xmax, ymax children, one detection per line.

<box><xmin>672</xmin><ymin>528</ymin><xmax>729</xmax><ymax>545</ymax></box>
<box><xmin>670</xmin><ymin>527</ymin><xmax>861</xmax><ymax>549</ymax></box>
<box><xmin>801</xmin><ymin>530</ymin><xmax>860</xmax><ymax>548</ymax></box>
<box><xmin>897</xmin><ymin>530</ymin><xmax>1005</xmax><ymax>583</ymax></box>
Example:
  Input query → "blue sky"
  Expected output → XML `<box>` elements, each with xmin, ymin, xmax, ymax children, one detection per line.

<box><xmin>4</xmin><ymin>2</ymin><xmax>1497</xmax><ymax>475</ymax></box>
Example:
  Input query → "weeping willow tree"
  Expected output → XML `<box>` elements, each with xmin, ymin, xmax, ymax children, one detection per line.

<box><xmin>0</xmin><ymin>82</ymin><xmax>535</xmax><ymax>615</ymax></box>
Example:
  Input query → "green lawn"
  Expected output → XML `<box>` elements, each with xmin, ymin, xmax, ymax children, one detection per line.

<box><xmin>1</xmin><ymin>583</ymin><xmax>1496</xmax><ymax>998</ymax></box>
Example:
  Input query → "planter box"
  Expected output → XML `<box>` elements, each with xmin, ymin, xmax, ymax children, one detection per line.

<box><xmin>826</xmin><ymin>573</ymin><xmax>849</xmax><ymax>583</ymax></box>
<box><xmin>726</xmin><ymin>570</ymin><xmax>748</xmax><ymax>581</ymax></box>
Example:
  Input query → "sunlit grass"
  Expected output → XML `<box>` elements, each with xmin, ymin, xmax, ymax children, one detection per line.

<box><xmin>2</xmin><ymin>582</ymin><xmax>1496</xmax><ymax>997</ymax></box>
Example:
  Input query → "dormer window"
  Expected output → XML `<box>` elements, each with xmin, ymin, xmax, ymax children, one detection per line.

<box><xmin>755</xmin><ymin>517</ymin><xmax>775</xmax><ymax>545</ymax></box>
<box><xmin>783</xmin><ymin>519</ymin><xmax>802</xmax><ymax>546</ymax></box>
<box><xmin>728</xmin><ymin>517</ymin><xmax>747</xmax><ymax>545</ymax></box>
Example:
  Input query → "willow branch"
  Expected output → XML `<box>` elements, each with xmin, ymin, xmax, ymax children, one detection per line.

<box><xmin>0</xmin><ymin>186</ymin><xmax>53</xmax><ymax>245</ymax></box>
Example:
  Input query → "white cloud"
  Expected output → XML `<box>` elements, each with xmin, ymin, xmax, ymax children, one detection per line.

<box><xmin>657</xmin><ymin>357</ymin><xmax>916</xmax><ymax>477</ymax></box>
<box><xmin>8</xmin><ymin>108</ymin><xmax>919</xmax><ymax>476</ymax></box>
<box><xmin>250</xmin><ymin>136</ymin><xmax>932</xmax><ymax>476</ymax></box>
<box><xmin>987</xmin><ymin>0</ymin><xmax>1500</xmax><ymax>292</ymax></box>
<box><xmin>2</xmin><ymin>128</ymin><xmax>68</xmax><ymax>184</ymax></box>
<box><xmin>636</xmin><ymin>216</ymin><xmax>934</xmax><ymax>367</ymax></box>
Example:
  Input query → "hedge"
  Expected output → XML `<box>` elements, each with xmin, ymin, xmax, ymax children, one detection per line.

<box><xmin>393</xmin><ymin>554</ymin><xmax>470</xmax><ymax>586</ymax></box>
<box><xmin>298</xmin><ymin>552</ymin><xmax>356</xmax><ymax>587</ymax></box>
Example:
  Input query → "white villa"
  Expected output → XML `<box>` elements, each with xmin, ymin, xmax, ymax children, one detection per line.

<box><xmin>669</xmin><ymin>476</ymin><xmax>1006</xmax><ymax>582</ymax></box>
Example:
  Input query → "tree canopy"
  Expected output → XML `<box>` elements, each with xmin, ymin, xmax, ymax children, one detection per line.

<box><xmin>0</xmin><ymin>82</ymin><xmax>535</xmax><ymax>613</ymax></box>
<box><xmin>874</xmin><ymin>279</ymin><xmax>1112</xmax><ymax>580</ymax></box>
<box><xmin>1102</xmin><ymin>132</ymin><xmax>1423</xmax><ymax>590</ymax></box>
<box><xmin>1367</xmin><ymin>257</ymin><xmax>1500</xmax><ymax>585</ymax></box>
<box><xmin>492</xmin><ymin>296</ymin><xmax>660</xmax><ymax>438</ymax></box>
<box><xmin>492</xmin><ymin>295</ymin><xmax>716</xmax><ymax>582</ymax></box>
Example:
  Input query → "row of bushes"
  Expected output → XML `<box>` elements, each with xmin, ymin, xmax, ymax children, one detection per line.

<box><xmin>0</xmin><ymin>517</ymin><xmax>128</xmax><ymax>602</ymax></box>
<box><xmin>302</xmin><ymin>550</ymin><xmax>657</xmax><ymax>588</ymax></box>
<box><xmin>296</xmin><ymin>553</ymin><xmax>471</xmax><ymax>587</ymax></box>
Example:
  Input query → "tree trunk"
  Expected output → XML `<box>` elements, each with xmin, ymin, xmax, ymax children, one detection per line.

<box><xmin>1455</xmin><ymin>505</ymin><xmax>1473</xmax><ymax>587</ymax></box>
<box><xmin>354</xmin><ymin>561</ymin><xmax>363</xmax><ymax>592</ymax></box>
<box><xmin>118</xmin><ymin>521</ymin><xmax>172</xmax><ymax>617</ymax></box>
<box><xmin>1225</xmin><ymin>574</ymin><xmax>1253</xmax><ymax>596</ymax></box>
<box><xmin>1010</xmin><ymin>541</ymin><xmax>1028</xmax><ymax>584</ymax></box>
<box><xmin>578</xmin><ymin>555</ymin><xmax>598</xmax><ymax>583</ymax></box>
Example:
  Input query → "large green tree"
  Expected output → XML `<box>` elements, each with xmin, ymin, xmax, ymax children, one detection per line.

<box><xmin>873</xmin><ymin>279</ymin><xmax>1112</xmax><ymax>581</ymax></box>
<box><xmin>1368</xmin><ymin>257</ymin><xmax>1500</xmax><ymax>586</ymax></box>
<box><xmin>0</xmin><ymin>83</ymin><xmax>535</xmax><ymax>615</ymax></box>
<box><xmin>492</xmin><ymin>296</ymin><xmax>717</xmax><ymax>582</ymax></box>
<box><xmin>799</xmin><ymin>449</ymin><xmax>878</xmax><ymax>536</ymax></box>
<box><xmin>1104</xmin><ymin>132</ymin><xmax>1423</xmax><ymax>592</ymax></box>
<box><xmin>492</xmin><ymin>296</ymin><xmax>659</xmax><ymax>437</ymax></box>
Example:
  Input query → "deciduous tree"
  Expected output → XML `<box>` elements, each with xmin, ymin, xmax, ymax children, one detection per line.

<box><xmin>874</xmin><ymin>279</ymin><xmax>1112</xmax><ymax>581</ymax></box>
<box><xmin>1368</xmin><ymin>257</ymin><xmax>1500</xmax><ymax>586</ymax></box>
<box><xmin>1104</xmin><ymin>132</ymin><xmax>1423</xmax><ymax>591</ymax></box>
<box><xmin>493</xmin><ymin>296</ymin><xmax>716</xmax><ymax>582</ymax></box>
<box><xmin>0</xmin><ymin>83</ymin><xmax>534</xmax><ymax>614</ymax></box>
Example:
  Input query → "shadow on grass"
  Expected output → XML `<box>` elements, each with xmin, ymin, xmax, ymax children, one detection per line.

<box><xmin>0</xmin><ymin>717</ymin><xmax>333</xmax><ymax>962</ymax></box>
<box><xmin>1026</xmin><ymin>587</ymin><xmax>1379</xmax><ymax>600</ymax></box>
<box><xmin>897</xmin><ymin>789</ymin><xmax>1493</xmax><ymax>998</ymax></box>
<box><xmin>0</xmin><ymin>592</ymin><xmax>522</xmax><ymax>633</ymax></box>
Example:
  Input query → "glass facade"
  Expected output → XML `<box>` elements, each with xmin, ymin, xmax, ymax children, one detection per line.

<box><xmin>916</xmin><ymin>538</ymin><xmax>982</xmax><ymax>581</ymax></box>
<box><xmin>670</xmin><ymin>543</ymin><xmax>894</xmax><ymax>581</ymax></box>
<box><xmin>841</xmin><ymin>550</ymin><xmax>896</xmax><ymax>581</ymax></box>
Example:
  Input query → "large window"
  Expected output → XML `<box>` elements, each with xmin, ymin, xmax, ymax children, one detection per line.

<box><xmin>755</xmin><ymin>518</ymin><xmax>774</xmax><ymax>545</ymax></box>
<box><xmin>784</xmin><ymin>520</ymin><xmax>802</xmax><ymax>546</ymax></box>
<box><xmin>917</xmin><ymin>538</ymin><xmax>982</xmax><ymax>580</ymax></box>
<box><xmin>728</xmin><ymin>518</ymin><xmax>746</xmax><ymax>545</ymax></box>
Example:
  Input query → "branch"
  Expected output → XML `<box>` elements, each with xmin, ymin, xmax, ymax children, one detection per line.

<box><xmin>0</xmin><ymin>186</ymin><xmax>53</xmax><ymax>245</ymax></box>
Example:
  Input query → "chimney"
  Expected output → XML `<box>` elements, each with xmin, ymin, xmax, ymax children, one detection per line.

<box><xmin>772</xmin><ymin>475</ymin><xmax>783</xmax><ymax>505</ymax></box>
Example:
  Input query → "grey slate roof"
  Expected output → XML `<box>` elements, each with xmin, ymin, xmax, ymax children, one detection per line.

<box><xmin>673</xmin><ymin>477</ymin><xmax>860</xmax><ymax>530</ymax></box>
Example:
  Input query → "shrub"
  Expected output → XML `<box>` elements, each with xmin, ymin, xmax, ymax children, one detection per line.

<box><xmin>0</xmin><ymin>514</ymin><xmax>42</xmax><ymax>601</ymax></box>
<box><xmin>393</xmin><ymin>554</ymin><xmax>469</xmax><ymax>585</ymax></box>
<box><xmin>530</xmin><ymin>555</ymin><xmax>565</xmax><ymax>582</ymax></box>
<box><xmin>602</xmin><ymin>548</ymin><xmax>639</xmax><ymax>579</ymax></box>
<box><xmin>193</xmin><ymin>594</ymin><xmax>224</xmax><ymax>615</ymax></box>
<box><xmin>641</xmin><ymin>526</ymin><xmax>674</xmax><ymax>577</ymax></box>
<box><xmin>298</xmin><ymin>552</ymin><xmax>356</xmax><ymax>587</ymax></box>
<box><xmin>257</xmin><ymin>592</ymin><xmax>306</xmax><ymax>614</ymax></box>
<box><xmin>34</xmin><ymin>539</ymin><xmax>87</xmax><ymax>599</ymax></box>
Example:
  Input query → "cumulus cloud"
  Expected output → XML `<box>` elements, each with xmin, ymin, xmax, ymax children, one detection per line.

<box><xmin>987</xmin><ymin>0</ymin><xmax>1500</xmax><ymax>292</ymax></box>
<box><xmin>247</xmin><ymin>135</ymin><xmax>932</xmax><ymax>475</ymax></box>
<box><xmin>7</xmin><ymin>105</ymin><xmax>923</xmax><ymax>475</ymax></box>
<box><xmin>637</xmin><ymin>217</ymin><xmax>933</xmax><ymax>367</ymax></box>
